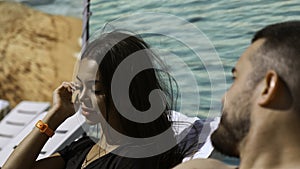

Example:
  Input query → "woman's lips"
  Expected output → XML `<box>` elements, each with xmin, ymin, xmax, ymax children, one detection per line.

<box><xmin>81</xmin><ymin>110</ymin><xmax>90</xmax><ymax>116</ymax></box>
<box><xmin>81</xmin><ymin>107</ymin><xmax>96</xmax><ymax>116</ymax></box>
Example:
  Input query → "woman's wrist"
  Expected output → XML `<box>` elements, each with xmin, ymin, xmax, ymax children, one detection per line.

<box><xmin>42</xmin><ymin>107</ymin><xmax>66</xmax><ymax>130</ymax></box>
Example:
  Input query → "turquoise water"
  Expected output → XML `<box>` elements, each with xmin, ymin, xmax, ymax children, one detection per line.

<box><xmin>26</xmin><ymin>0</ymin><xmax>300</xmax><ymax>165</ymax></box>
<box><xmin>89</xmin><ymin>0</ymin><xmax>300</xmax><ymax>119</ymax></box>
<box><xmin>27</xmin><ymin>0</ymin><xmax>300</xmax><ymax>117</ymax></box>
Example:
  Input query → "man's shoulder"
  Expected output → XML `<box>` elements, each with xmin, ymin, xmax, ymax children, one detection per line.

<box><xmin>173</xmin><ymin>158</ymin><xmax>237</xmax><ymax>169</ymax></box>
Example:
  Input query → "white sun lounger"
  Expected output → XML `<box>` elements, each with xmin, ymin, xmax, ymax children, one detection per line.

<box><xmin>0</xmin><ymin>111</ymin><xmax>85</xmax><ymax>166</ymax></box>
<box><xmin>0</xmin><ymin>101</ymin><xmax>50</xmax><ymax>152</ymax></box>
<box><xmin>171</xmin><ymin>111</ymin><xmax>219</xmax><ymax>162</ymax></box>
<box><xmin>182</xmin><ymin>117</ymin><xmax>220</xmax><ymax>162</ymax></box>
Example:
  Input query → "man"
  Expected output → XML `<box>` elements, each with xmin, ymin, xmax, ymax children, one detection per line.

<box><xmin>174</xmin><ymin>21</ymin><xmax>300</xmax><ymax>169</ymax></box>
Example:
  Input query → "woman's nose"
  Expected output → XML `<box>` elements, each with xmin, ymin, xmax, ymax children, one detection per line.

<box><xmin>79</xmin><ymin>88</ymin><xmax>93</xmax><ymax>108</ymax></box>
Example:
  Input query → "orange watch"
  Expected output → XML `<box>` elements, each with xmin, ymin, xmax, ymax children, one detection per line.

<box><xmin>35</xmin><ymin>120</ymin><xmax>54</xmax><ymax>137</ymax></box>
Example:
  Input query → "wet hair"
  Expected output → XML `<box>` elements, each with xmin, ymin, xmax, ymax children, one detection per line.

<box><xmin>81</xmin><ymin>31</ymin><xmax>177</xmax><ymax>138</ymax></box>
<box><xmin>249</xmin><ymin>21</ymin><xmax>300</xmax><ymax>111</ymax></box>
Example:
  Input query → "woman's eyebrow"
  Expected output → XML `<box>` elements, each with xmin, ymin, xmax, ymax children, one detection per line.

<box><xmin>87</xmin><ymin>80</ymin><xmax>102</xmax><ymax>84</ymax></box>
<box><xmin>92</xmin><ymin>80</ymin><xmax>101</xmax><ymax>83</ymax></box>
<box><xmin>76</xmin><ymin>76</ymin><xmax>101</xmax><ymax>84</ymax></box>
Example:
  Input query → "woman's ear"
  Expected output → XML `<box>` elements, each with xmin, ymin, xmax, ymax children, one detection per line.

<box><xmin>258</xmin><ymin>70</ymin><xmax>279</xmax><ymax>106</ymax></box>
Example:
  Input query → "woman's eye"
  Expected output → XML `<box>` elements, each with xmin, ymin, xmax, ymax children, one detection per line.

<box><xmin>92</xmin><ymin>85</ymin><xmax>104</xmax><ymax>95</ymax></box>
<box><xmin>93</xmin><ymin>90</ymin><xmax>105</xmax><ymax>95</ymax></box>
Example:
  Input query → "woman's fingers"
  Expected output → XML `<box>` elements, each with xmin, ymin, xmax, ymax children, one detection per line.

<box><xmin>62</xmin><ymin>82</ymin><xmax>73</xmax><ymax>93</ymax></box>
<box><xmin>70</xmin><ymin>82</ymin><xmax>77</xmax><ymax>92</ymax></box>
<box><xmin>52</xmin><ymin>82</ymin><xmax>77</xmax><ymax>118</ymax></box>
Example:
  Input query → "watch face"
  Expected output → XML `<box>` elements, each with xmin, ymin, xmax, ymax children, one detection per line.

<box><xmin>36</xmin><ymin>120</ymin><xmax>43</xmax><ymax>128</ymax></box>
<box><xmin>35</xmin><ymin>120</ymin><xmax>54</xmax><ymax>137</ymax></box>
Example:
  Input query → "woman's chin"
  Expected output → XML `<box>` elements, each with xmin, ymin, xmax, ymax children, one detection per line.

<box><xmin>85</xmin><ymin>119</ymin><xmax>100</xmax><ymax>125</ymax></box>
<box><xmin>81</xmin><ymin>110</ymin><xmax>101</xmax><ymax>124</ymax></box>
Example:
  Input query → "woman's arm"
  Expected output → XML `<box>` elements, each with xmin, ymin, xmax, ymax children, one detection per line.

<box><xmin>2</xmin><ymin>82</ymin><xmax>76</xmax><ymax>169</ymax></box>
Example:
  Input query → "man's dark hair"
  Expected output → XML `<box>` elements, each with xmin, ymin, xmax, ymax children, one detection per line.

<box><xmin>249</xmin><ymin>21</ymin><xmax>300</xmax><ymax>111</ymax></box>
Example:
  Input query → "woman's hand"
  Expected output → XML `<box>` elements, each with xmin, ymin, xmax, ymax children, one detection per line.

<box><xmin>46</xmin><ymin>82</ymin><xmax>77</xmax><ymax>126</ymax></box>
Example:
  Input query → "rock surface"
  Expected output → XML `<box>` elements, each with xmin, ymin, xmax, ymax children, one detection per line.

<box><xmin>0</xmin><ymin>2</ymin><xmax>81</xmax><ymax>107</ymax></box>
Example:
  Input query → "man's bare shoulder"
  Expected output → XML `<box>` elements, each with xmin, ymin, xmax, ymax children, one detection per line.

<box><xmin>173</xmin><ymin>158</ymin><xmax>237</xmax><ymax>169</ymax></box>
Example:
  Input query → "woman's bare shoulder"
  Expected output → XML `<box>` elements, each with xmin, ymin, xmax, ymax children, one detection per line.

<box><xmin>173</xmin><ymin>158</ymin><xmax>237</xmax><ymax>169</ymax></box>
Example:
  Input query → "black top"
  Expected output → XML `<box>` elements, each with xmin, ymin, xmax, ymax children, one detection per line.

<box><xmin>58</xmin><ymin>136</ymin><xmax>180</xmax><ymax>169</ymax></box>
<box><xmin>58</xmin><ymin>120</ymin><xmax>204</xmax><ymax>169</ymax></box>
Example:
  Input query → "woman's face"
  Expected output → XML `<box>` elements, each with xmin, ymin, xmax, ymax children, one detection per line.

<box><xmin>75</xmin><ymin>58</ymin><xmax>107</xmax><ymax>125</ymax></box>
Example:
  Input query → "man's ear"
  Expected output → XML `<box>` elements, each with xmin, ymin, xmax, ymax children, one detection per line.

<box><xmin>258</xmin><ymin>70</ymin><xmax>279</xmax><ymax>106</ymax></box>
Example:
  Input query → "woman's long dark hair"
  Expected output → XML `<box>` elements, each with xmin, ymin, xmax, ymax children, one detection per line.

<box><xmin>81</xmin><ymin>31</ymin><xmax>177</xmax><ymax>139</ymax></box>
<box><xmin>80</xmin><ymin>30</ymin><xmax>206</xmax><ymax>168</ymax></box>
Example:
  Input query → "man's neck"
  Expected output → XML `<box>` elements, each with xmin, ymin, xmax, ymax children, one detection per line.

<box><xmin>238</xmin><ymin>113</ymin><xmax>300</xmax><ymax>169</ymax></box>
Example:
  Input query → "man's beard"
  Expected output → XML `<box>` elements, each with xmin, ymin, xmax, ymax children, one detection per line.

<box><xmin>211</xmin><ymin>93</ymin><xmax>252</xmax><ymax>157</ymax></box>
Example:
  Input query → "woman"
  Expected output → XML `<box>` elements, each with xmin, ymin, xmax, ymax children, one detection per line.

<box><xmin>2</xmin><ymin>31</ymin><xmax>184</xmax><ymax>169</ymax></box>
